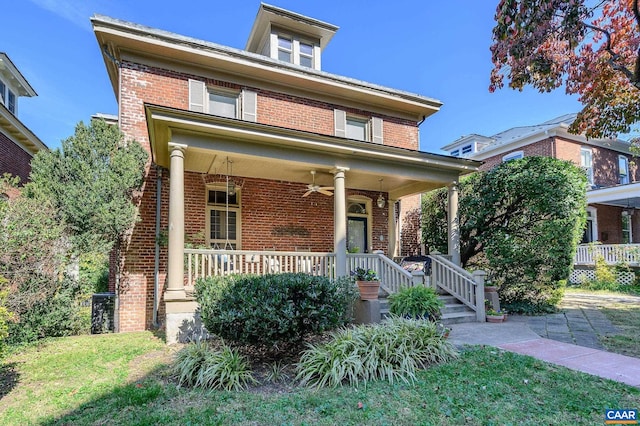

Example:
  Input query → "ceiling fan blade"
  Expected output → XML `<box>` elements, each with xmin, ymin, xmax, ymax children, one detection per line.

<box><xmin>319</xmin><ymin>186</ymin><xmax>334</xmax><ymax>191</ymax></box>
<box><xmin>302</xmin><ymin>190</ymin><xmax>312</xmax><ymax>197</ymax></box>
<box><xmin>318</xmin><ymin>189</ymin><xmax>333</xmax><ymax>196</ymax></box>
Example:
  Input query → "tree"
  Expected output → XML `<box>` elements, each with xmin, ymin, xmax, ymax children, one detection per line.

<box><xmin>491</xmin><ymin>0</ymin><xmax>640</xmax><ymax>139</ymax></box>
<box><xmin>422</xmin><ymin>157</ymin><xmax>587</xmax><ymax>312</ymax></box>
<box><xmin>28</xmin><ymin>119</ymin><xmax>148</xmax><ymax>254</ymax></box>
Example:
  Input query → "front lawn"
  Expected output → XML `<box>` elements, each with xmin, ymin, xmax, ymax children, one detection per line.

<box><xmin>0</xmin><ymin>332</ymin><xmax>638</xmax><ymax>425</ymax></box>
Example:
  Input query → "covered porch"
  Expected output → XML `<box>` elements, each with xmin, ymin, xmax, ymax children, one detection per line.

<box><xmin>144</xmin><ymin>104</ymin><xmax>480</xmax><ymax>342</ymax></box>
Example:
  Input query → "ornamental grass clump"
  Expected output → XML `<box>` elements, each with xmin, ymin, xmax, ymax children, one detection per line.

<box><xmin>174</xmin><ymin>340</ymin><xmax>255</xmax><ymax>391</ymax></box>
<box><xmin>295</xmin><ymin>316</ymin><xmax>457</xmax><ymax>388</ymax></box>
<box><xmin>388</xmin><ymin>285</ymin><xmax>443</xmax><ymax>320</ymax></box>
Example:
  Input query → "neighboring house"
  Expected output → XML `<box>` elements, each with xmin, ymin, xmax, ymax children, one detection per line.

<box><xmin>0</xmin><ymin>53</ymin><xmax>47</xmax><ymax>192</ymax></box>
<box><xmin>92</xmin><ymin>4</ymin><xmax>481</xmax><ymax>342</ymax></box>
<box><xmin>442</xmin><ymin>114</ymin><xmax>640</xmax><ymax>246</ymax></box>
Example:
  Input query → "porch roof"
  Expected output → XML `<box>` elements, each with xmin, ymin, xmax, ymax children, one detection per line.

<box><xmin>587</xmin><ymin>182</ymin><xmax>640</xmax><ymax>209</ymax></box>
<box><xmin>145</xmin><ymin>104</ymin><xmax>481</xmax><ymax>198</ymax></box>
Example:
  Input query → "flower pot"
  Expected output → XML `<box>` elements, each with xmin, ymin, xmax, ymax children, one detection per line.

<box><xmin>486</xmin><ymin>314</ymin><xmax>504</xmax><ymax>323</ymax></box>
<box><xmin>357</xmin><ymin>280</ymin><xmax>380</xmax><ymax>300</ymax></box>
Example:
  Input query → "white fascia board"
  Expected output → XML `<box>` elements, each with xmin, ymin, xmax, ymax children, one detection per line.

<box><xmin>587</xmin><ymin>182</ymin><xmax>640</xmax><ymax>205</ymax></box>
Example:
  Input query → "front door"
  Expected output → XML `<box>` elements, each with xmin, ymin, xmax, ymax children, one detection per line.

<box><xmin>348</xmin><ymin>217</ymin><xmax>368</xmax><ymax>253</ymax></box>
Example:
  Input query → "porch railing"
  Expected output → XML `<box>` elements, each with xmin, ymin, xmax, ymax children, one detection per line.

<box><xmin>184</xmin><ymin>249</ymin><xmax>336</xmax><ymax>288</ymax></box>
<box><xmin>574</xmin><ymin>244</ymin><xmax>640</xmax><ymax>266</ymax></box>
<box><xmin>347</xmin><ymin>253</ymin><xmax>416</xmax><ymax>294</ymax></box>
<box><xmin>428</xmin><ymin>254</ymin><xmax>486</xmax><ymax>322</ymax></box>
<box><xmin>183</xmin><ymin>249</ymin><xmax>416</xmax><ymax>295</ymax></box>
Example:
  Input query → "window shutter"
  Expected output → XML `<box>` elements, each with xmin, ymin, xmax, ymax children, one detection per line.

<box><xmin>242</xmin><ymin>89</ymin><xmax>257</xmax><ymax>122</ymax></box>
<box><xmin>334</xmin><ymin>109</ymin><xmax>346</xmax><ymax>137</ymax></box>
<box><xmin>372</xmin><ymin>117</ymin><xmax>383</xmax><ymax>144</ymax></box>
<box><xmin>188</xmin><ymin>79</ymin><xmax>206</xmax><ymax>113</ymax></box>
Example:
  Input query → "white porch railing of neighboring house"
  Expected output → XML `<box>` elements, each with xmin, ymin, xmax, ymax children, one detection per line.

<box><xmin>184</xmin><ymin>249</ymin><xmax>336</xmax><ymax>288</ymax></box>
<box><xmin>347</xmin><ymin>253</ymin><xmax>420</xmax><ymax>294</ymax></box>
<box><xmin>428</xmin><ymin>254</ymin><xmax>486</xmax><ymax>322</ymax></box>
<box><xmin>183</xmin><ymin>249</ymin><xmax>419</xmax><ymax>294</ymax></box>
<box><xmin>574</xmin><ymin>244</ymin><xmax>640</xmax><ymax>266</ymax></box>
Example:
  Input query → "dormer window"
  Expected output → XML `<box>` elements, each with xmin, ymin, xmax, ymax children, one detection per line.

<box><xmin>272</xmin><ymin>31</ymin><xmax>318</xmax><ymax>69</ymax></box>
<box><xmin>277</xmin><ymin>35</ymin><xmax>293</xmax><ymax>62</ymax></box>
<box><xmin>0</xmin><ymin>80</ymin><xmax>5</xmax><ymax>104</ymax></box>
<box><xmin>461</xmin><ymin>144</ymin><xmax>473</xmax><ymax>155</ymax></box>
<box><xmin>450</xmin><ymin>149</ymin><xmax>459</xmax><ymax>157</ymax></box>
<box><xmin>7</xmin><ymin>91</ymin><xmax>15</xmax><ymax>114</ymax></box>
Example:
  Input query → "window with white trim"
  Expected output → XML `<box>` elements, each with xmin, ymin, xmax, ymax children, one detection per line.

<box><xmin>208</xmin><ymin>90</ymin><xmax>239</xmax><ymax>119</ymax></box>
<box><xmin>619</xmin><ymin>155</ymin><xmax>629</xmax><ymax>185</ymax></box>
<box><xmin>272</xmin><ymin>31</ymin><xmax>317</xmax><ymax>69</ymax></box>
<box><xmin>206</xmin><ymin>186</ymin><xmax>241</xmax><ymax>249</ymax></box>
<box><xmin>450</xmin><ymin>149</ymin><xmax>459</xmax><ymax>157</ymax></box>
<box><xmin>7</xmin><ymin>90</ymin><xmax>15</xmax><ymax>114</ymax></box>
<box><xmin>581</xmin><ymin>147</ymin><xmax>594</xmax><ymax>186</ymax></box>
<box><xmin>622</xmin><ymin>211</ymin><xmax>633</xmax><ymax>244</ymax></box>
<box><xmin>502</xmin><ymin>151</ymin><xmax>524</xmax><ymax>162</ymax></box>
<box><xmin>0</xmin><ymin>80</ymin><xmax>5</xmax><ymax>105</ymax></box>
<box><xmin>461</xmin><ymin>144</ymin><xmax>473</xmax><ymax>154</ymax></box>
<box><xmin>346</xmin><ymin>117</ymin><xmax>369</xmax><ymax>141</ymax></box>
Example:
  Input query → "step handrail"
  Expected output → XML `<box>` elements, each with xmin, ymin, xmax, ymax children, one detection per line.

<box><xmin>428</xmin><ymin>254</ymin><xmax>486</xmax><ymax>322</ymax></box>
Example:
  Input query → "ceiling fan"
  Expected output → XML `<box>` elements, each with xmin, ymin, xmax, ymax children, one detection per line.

<box><xmin>303</xmin><ymin>171</ymin><xmax>334</xmax><ymax>197</ymax></box>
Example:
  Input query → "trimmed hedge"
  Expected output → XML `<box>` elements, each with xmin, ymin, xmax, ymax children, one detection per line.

<box><xmin>196</xmin><ymin>273</ymin><xmax>357</xmax><ymax>347</ymax></box>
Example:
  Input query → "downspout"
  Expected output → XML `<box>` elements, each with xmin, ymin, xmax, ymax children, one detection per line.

<box><xmin>153</xmin><ymin>166</ymin><xmax>163</xmax><ymax>328</ymax></box>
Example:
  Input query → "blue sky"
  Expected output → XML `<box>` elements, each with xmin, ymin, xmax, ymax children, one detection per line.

<box><xmin>6</xmin><ymin>0</ymin><xmax>582</xmax><ymax>153</ymax></box>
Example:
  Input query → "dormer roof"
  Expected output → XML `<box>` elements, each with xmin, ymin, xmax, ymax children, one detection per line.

<box><xmin>0</xmin><ymin>53</ymin><xmax>37</xmax><ymax>97</ymax></box>
<box><xmin>245</xmin><ymin>3</ymin><xmax>338</xmax><ymax>54</ymax></box>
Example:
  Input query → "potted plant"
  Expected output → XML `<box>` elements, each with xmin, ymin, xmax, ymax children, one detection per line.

<box><xmin>388</xmin><ymin>285</ymin><xmax>443</xmax><ymax>321</ymax></box>
<box><xmin>351</xmin><ymin>267</ymin><xmax>380</xmax><ymax>300</ymax></box>
<box><xmin>486</xmin><ymin>307</ymin><xmax>505</xmax><ymax>323</ymax></box>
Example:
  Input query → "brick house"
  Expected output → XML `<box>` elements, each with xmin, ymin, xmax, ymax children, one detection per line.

<box><xmin>442</xmin><ymin>114</ymin><xmax>640</xmax><ymax>245</ymax></box>
<box><xmin>0</xmin><ymin>53</ymin><xmax>47</xmax><ymax>194</ymax></box>
<box><xmin>92</xmin><ymin>4</ymin><xmax>481</xmax><ymax>342</ymax></box>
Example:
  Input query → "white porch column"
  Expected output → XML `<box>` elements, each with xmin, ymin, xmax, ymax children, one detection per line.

<box><xmin>165</xmin><ymin>143</ymin><xmax>188</xmax><ymax>300</ymax></box>
<box><xmin>333</xmin><ymin>167</ymin><xmax>348</xmax><ymax>277</ymax></box>
<box><xmin>448</xmin><ymin>181</ymin><xmax>461</xmax><ymax>266</ymax></box>
<box><xmin>388</xmin><ymin>199</ymin><xmax>398</xmax><ymax>258</ymax></box>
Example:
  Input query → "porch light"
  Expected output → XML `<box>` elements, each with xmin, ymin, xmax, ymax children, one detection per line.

<box><xmin>377</xmin><ymin>178</ymin><xmax>386</xmax><ymax>208</ymax></box>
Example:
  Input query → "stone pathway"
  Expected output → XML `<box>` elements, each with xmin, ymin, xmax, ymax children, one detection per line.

<box><xmin>509</xmin><ymin>291</ymin><xmax>640</xmax><ymax>350</ymax></box>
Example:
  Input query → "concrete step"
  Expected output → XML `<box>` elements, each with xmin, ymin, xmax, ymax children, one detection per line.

<box><xmin>441</xmin><ymin>311</ymin><xmax>477</xmax><ymax>325</ymax></box>
<box><xmin>442</xmin><ymin>303</ymin><xmax>471</xmax><ymax>314</ymax></box>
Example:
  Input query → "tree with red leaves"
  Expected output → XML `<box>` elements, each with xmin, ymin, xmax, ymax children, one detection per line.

<box><xmin>491</xmin><ymin>0</ymin><xmax>640</xmax><ymax>139</ymax></box>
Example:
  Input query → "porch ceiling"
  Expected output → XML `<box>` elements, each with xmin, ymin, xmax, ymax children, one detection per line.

<box><xmin>587</xmin><ymin>182</ymin><xmax>640</xmax><ymax>209</ymax></box>
<box><xmin>145</xmin><ymin>104</ymin><xmax>481</xmax><ymax>198</ymax></box>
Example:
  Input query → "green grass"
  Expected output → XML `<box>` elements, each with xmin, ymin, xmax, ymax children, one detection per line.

<box><xmin>1</xmin><ymin>332</ymin><xmax>638</xmax><ymax>425</ymax></box>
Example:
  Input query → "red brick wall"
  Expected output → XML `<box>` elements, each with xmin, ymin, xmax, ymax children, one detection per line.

<box><xmin>0</xmin><ymin>131</ymin><xmax>33</xmax><ymax>184</ymax></box>
<box><xmin>595</xmin><ymin>204</ymin><xmax>624</xmax><ymax>244</ymax></box>
<box><xmin>479</xmin><ymin>137</ymin><xmax>555</xmax><ymax>171</ymax></box>
<box><xmin>400</xmin><ymin>194</ymin><xmax>422</xmax><ymax>255</ymax></box>
<box><xmin>115</xmin><ymin>60</ymin><xmax>409</xmax><ymax>331</ymax></box>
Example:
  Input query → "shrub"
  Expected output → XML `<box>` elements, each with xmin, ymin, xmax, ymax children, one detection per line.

<box><xmin>388</xmin><ymin>285</ymin><xmax>443</xmax><ymax>320</ymax></box>
<box><xmin>296</xmin><ymin>316</ymin><xmax>458</xmax><ymax>388</ymax></box>
<box><xmin>196</xmin><ymin>273</ymin><xmax>357</xmax><ymax>347</ymax></box>
<box><xmin>0</xmin><ymin>287</ymin><xmax>14</xmax><ymax>358</ymax></box>
<box><xmin>174</xmin><ymin>340</ymin><xmax>255</xmax><ymax>391</ymax></box>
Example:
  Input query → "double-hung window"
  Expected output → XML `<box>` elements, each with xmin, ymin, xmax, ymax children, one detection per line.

<box><xmin>619</xmin><ymin>155</ymin><xmax>629</xmax><ymax>185</ymax></box>
<box><xmin>206</xmin><ymin>187</ymin><xmax>241</xmax><ymax>249</ymax></box>
<box><xmin>209</xmin><ymin>91</ymin><xmax>239</xmax><ymax>119</ymax></box>
<box><xmin>0</xmin><ymin>80</ymin><xmax>5</xmax><ymax>105</ymax></box>
<box><xmin>346</xmin><ymin>117</ymin><xmax>369</xmax><ymax>141</ymax></box>
<box><xmin>273</xmin><ymin>32</ymin><xmax>317</xmax><ymax>69</ymax></box>
<box><xmin>581</xmin><ymin>147</ymin><xmax>594</xmax><ymax>186</ymax></box>
<box><xmin>622</xmin><ymin>212</ymin><xmax>633</xmax><ymax>244</ymax></box>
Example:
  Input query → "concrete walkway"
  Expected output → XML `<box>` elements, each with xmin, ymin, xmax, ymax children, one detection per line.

<box><xmin>448</xmin><ymin>292</ymin><xmax>640</xmax><ymax>388</ymax></box>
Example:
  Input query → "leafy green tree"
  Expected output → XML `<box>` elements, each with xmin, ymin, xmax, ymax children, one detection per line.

<box><xmin>422</xmin><ymin>157</ymin><xmax>587</xmax><ymax>312</ymax></box>
<box><xmin>28</xmin><ymin>119</ymin><xmax>148</xmax><ymax>254</ymax></box>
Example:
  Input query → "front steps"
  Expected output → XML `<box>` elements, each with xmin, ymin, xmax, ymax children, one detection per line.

<box><xmin>380</xmin><ymin>293</ymin><xmax>477</xmax><ymax>325</ymax></box>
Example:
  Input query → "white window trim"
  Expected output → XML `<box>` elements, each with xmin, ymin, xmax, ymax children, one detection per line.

<box><xmin>502</xmin><ymin>151</ymin><xmax>524</xmax><ymax>162</ymax></box>
<box><xmin>346</xmin><ymin>115</ymin><xmax>370</xmax><ymax>141</ymax></box>
<box><xmin>207</xmin><ymin>87</ymin><xmax>241</xmax><ymax>119</ymax></box>
<box><xmin>205</xmin><ymin>185</ymin><xmax>242</xmax><ymax>249</ymax></box>
<box><xmin>347</xmin><ymin>195</ymin><xmax>373</xmax><ymax>253</ymax></box>
<box><xmin>619</xmin><ymin>155</ymin><xmax>629</xmax><ymax>185</ymax></box>
<box><xmin>622</xmin><ymin>210</ymin><xmax>633</xmax><ymax>244</ymax></box>
<box><xmin>586</xmin><ymin>206</ymin><xmax>598</xmax><ymax>243</ymax></box>
<box><xmin>581</xmin><ymin>147</ymin><xmax>594</xmax><ymax>186</ymax></box>
<box><xmin>270</xmin><ymin>30</ymin><xmax>319</xmax><ymax>69</ymax></box>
